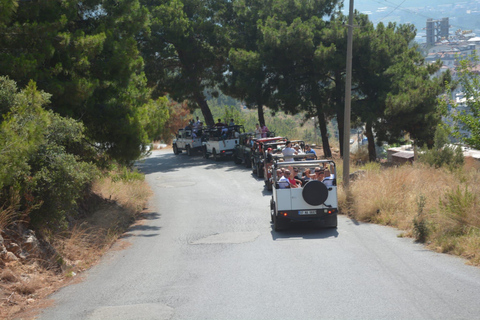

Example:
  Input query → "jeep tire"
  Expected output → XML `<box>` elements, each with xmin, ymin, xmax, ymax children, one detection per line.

<box><xmin>203</xmin><ymin>146</ymin><xmax>209</xmax><ymax>159</ymax></box>
<box><xmin>302</xmin><ymin>180</ymin><xmax>329</xmax><ymax>206</ymax></box>
<box><xmin>257</xmin><ymin>163</ymin><xmax>264</xmax><ymax>178</ymax></box>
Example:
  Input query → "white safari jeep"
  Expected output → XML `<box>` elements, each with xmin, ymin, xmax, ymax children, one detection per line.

<box><xmin>172</xmin><ymin>129</ymin><xmax>203</xmax><ymax>156</ymax></box>
<box><xmin>203</xmin><ymin>125</ymin><xmax>244</xmax><ymax>161</ymax></box>
<box><xmin>270</xmin><ymin>160</ymin><xmax>338</xmax><ymax>231</ymax></box>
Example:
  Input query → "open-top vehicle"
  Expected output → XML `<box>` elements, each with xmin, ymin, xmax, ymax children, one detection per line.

<box><xmin>233</xmin><ymin>132</ymin><xmax>255</xmax><ymax>167</ymax></box>
<box><xmin>203</xmin><ymin>125</ymin><xmax>244</xmax><ymax>161</ymax></box>
<box><xmin>172</xmin><ymin>128</ymin><xmax>204</xmax><ymax>156</ymax></box>
<box><xmin>270</xmin><ymin>159</ymin><xmax>338</xmax><ymax>231</ymax></box>
<box><xmin>251</xmin><ymin>136</ymin><xmax>287</xmax><ymax>178</ymax></box>
<box><xmin>263</xmin><ymin>142</ymin><xmax>316</xmax><ymax>191</ymax></box>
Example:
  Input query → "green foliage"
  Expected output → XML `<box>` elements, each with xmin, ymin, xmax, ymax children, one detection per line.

<box><xmin>27</xmin><ymin>111</ymin><xmax>99</xmax><ymax>228</ymax></box>
<box><xmin>419</xmin><ymin>124</ymin><xmax>464</xmax><ymax>169</ymax></box>
<box><xmin>0</xmin><ymin>79</ymin><xmax>98</xmax><ymax>228</ymax></box>
<box><xmin>439</xmin><ymin>187</ymin><xmax>475</xmax><ymax>236</ymax></box>
<box><xmin>110</xmin><ymin>167</ymin><xmax>144</xmax><ymax>183</ymax></box>
<box><xmin>28</xmin><ymin>146</ymin><xmax>98</xmax><ymax>228</ymax></box>
<box><xmin>413</xmin><ymin>194</ymin><xmax>429</xmax><ymax>243</ymax></box>
<box><xmin>353</xmin><ymin>20</ymin><xmax>449</xmax><ymax>161</ymax></box>
<box><xmin>0</xmin><ymin>0</ymin><xmax>160</xmax><ymax>164</ymax></box>
<box><xmin>450</xmin><ymin>56</ymin><xmax>480</xmax><ymax>150</ymax></box>
<box><xmin>0</xmin><ymin>78</ymin><xmax>50</xmax><ymax>190</ymax></box>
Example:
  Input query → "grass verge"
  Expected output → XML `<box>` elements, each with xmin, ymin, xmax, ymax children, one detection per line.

<box><xmin>0</xmin><ymin>170</ymin><xmax>152</xmax><ymax>320</ymax></box>
<box><xmin>338</xmin><ymin>159</ymin><xmax>480</xmax><ymax>266</ymax></box>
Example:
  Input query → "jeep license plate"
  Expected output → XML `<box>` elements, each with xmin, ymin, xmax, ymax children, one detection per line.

<box><xmin>299</xmin><ymin>210</ymin><xmax>316</xmax><ymax>215</ymax></box>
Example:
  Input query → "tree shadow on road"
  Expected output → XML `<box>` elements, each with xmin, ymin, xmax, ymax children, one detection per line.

<box><xmin>135</xmin><ymin>150</ymin><xmax>253</xmax><ymax>175</ymax></box>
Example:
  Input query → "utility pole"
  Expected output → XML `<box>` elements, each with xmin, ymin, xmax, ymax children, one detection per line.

<box><xmin>342</xmin><ymin>0</ymin><xmax>354</xmax><ymax>189</ymax></box>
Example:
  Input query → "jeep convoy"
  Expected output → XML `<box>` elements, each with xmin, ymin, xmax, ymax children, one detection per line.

<box><xmin>172</xmin><ymin>126</ymin><xmax>337</xmax><ymax>231</ymax></box>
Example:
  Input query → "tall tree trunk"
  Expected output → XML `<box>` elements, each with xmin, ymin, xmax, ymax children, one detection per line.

<box><xmin>365</xmin><ymin>120</ymin><xmax>377</xmax><ymax>162</ymax></box>
<box><xmin>194</xmin><ymin>92</ymin><xmax>214</xmax><ymax>127</ymax></box>
<box><xmin>257</xmin><ymin>104</ymin><xmax>265</xmax><ymax>126</ymax></box>
<box><xmin>316</xmin><ymin>108</ymin><xmax>332</xmax><ymax>158</ymax></box>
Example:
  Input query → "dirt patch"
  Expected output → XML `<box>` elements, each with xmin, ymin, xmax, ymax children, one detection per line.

<box><xmin>0</xmin><ymin>190</ymin><xmax>151</xmax><ymax>320</ymax></box>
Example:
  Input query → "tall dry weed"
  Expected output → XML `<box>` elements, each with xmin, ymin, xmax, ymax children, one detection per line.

<box><xmin>92</xmin><ymin>176</ymin><xmax>152</xmax><ymax>214</ymax></box>
<box><xmin>341</xmin><ymin>160</ymin><xmax>480</xmax><ymax>265</ymax></box>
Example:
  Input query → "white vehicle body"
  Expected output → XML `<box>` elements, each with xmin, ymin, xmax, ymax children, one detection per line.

<box><xmin>203</xmin><ymin>125</ymin><xmax>243</xmax><ymax>161</ymax></box>
<box><xmin>271</xmin><ymin>160</ymin><xmax>338</xmax><ymax>231</ymax></box>
<box><xmin>203</xmin><ymin>138</ymin><xmax>239</xmax><ymax>161</ymax></box>
<box><xmin>172</xmin><ymin>129</ymin><xmax>203</xmax><ymax>156</ymax></box>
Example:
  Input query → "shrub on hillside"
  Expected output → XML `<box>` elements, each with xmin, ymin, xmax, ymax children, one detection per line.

<box><xmin>0</xmin><ymin>78</ymin><xmax>98</xmax><ymax>229</ymax></box>
<box><xmin>419</xmin><ymin>124</ymin><xmax>464</xmax><ymax>169</ymax></box>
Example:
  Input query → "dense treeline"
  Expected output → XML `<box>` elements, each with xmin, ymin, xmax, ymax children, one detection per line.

<box><xmin>0</xmin><ymin>0</ymin><xmax>453</xmax><ymax>229</ymax></box>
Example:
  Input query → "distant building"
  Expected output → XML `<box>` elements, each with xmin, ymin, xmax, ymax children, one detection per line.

<box><xmin>425</xmin><ymin>18</ymin><xmax>450</xmax><ymax>46</ymax></box>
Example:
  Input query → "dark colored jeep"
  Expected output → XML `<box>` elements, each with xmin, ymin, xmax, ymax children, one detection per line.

<box><xmin>251</xmin><ymin>136</ymin><xmax>287</xmax><ymax>178</ymax></box>
<box><xmin>233</xmin><ymin>132</ymin><xmax>255</xmax><ymax>167</ymax></box>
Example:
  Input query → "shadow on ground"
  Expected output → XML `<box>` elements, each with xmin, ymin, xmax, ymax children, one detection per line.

<box><xmin>270</xmin><ymin>222</ymin><xmax>339</xmax><ymax>240</ymax></box>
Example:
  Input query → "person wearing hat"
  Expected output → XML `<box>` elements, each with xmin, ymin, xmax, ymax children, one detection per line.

<box><xmin>282</xmin><ymin>141</ymin><xmax>297</xmax><ymax>162</ymax></box>
<box><xmin>293</xmin><ymin>144</ymin><xmax>304</xmax><ymax>160</ymax></box>
<box><xmin>266</xmin><ymin>147</ymin><xmax>274</xmax><ymax>164</ymax></box>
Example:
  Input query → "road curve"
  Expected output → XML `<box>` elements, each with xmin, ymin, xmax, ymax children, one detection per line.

<box><xmin>37</xmin><ymin>149</ymin><xmax>480</xmax><ymax>320</ymax></box>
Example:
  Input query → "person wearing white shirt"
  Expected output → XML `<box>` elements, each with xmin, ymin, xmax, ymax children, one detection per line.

<box><xmin>255</xmin><ymin>123</ymin><xmax>262</xmax><ymax>139</ymax></box>
<box><xmin>282</xmin><ymin>141</ymin><xmax>297</xmax><ymax>162</ymax></box>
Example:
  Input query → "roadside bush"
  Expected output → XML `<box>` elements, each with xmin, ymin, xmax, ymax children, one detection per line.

<box><xmin>29</xmin><ymin>146</ymin><xmax>98</xmax><ymax>228</ymax></box>
<box><xmin>413</xmin><ymin>194</ymin><xmax>429</xmax><ymax>242</ymax></box>
<box><xmin>28</xmin><ymin>113</ymin><xmax>99</xmax><ymax>228</ymax></box>
<box><xmin>0</xmin><ymin>78</ymin><xmax>99</xmax><ymax>229</ymax></box>
<box><xmin>0</xmin><ymin>79</ymin><xmax>50</xmax><ymax>190</ymax></box>
<box><xmin>419</xmin><ymin>124</ymin><xmax>464</xmax><ymax>169</ymax></box>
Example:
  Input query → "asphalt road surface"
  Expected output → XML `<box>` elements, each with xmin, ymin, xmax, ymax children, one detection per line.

<box><xmin>38</xmin><ymin>149</ymin><xmax>480</xmax><ymax>320</ymax></box>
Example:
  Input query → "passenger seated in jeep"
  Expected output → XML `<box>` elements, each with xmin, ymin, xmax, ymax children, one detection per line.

<box><xmin>323</xmin><ymin>168</ymin><xmax>334</xmax><ymax>186</ymax></box>
<box><xmin>313</xmin><ymin>167</ymin><xmax>325</xmax><ymax>182</ymax></box>
<box><xmin>301</xmin><ymin>168</ymin><xmax>313</xmax><ymax>185</ymax></box>
<box><xmin>284</xmin><ymin>170</ymin><xmax>301</xmax><ymax>188</ymax></box>
<box><xmin>278</xmin><ymin>171</ymin><xmax>290</xmax><ymax>189</ymax></box>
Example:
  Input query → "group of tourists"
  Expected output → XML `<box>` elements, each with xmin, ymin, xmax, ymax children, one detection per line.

<box><xmin>280</xmin><ymin>140</ymin><xmax>316</xmax><ymax>161</ymax></box>
<box><xmin>255</xmin><ymin>123</ymin><xmax>270</xmax><ymax>139</ymax></box>
<box><xmin>276</xmin><ymin>165</ymin><xmax>335</xmax><ymax>189</ymax></box>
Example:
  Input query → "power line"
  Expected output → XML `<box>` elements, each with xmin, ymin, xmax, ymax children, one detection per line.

<box><xmin>377</xmin><ymin>0</ymin><xmax>407</xmax><ymax>23</ymax></box>
<box><xmin>365</xmin><ymin>0</ymin><xmax>476</xmax><ymax>31</ymax></box>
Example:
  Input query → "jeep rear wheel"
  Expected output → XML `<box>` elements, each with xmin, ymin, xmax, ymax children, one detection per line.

<box><xmin>203</xmin><ymin>146</ymin><xmax>209</xmax><ymax>159</ymax></box>
<box><xmin>245</xmin><ymin>156</ymin><xmax>251</xmax><ymax>168</ymax></box>
<box><xmin>257</xmin><ymin>163</ymin><xmax>264</xmax><ymax>178</ymax></box>
<box><xmin>266</xmin><ymin>179</ymin><xmax>273</xmax><ymax>191</ymax></box>
<box><xmin>270</xmin><ymin>199</ymin><xmax>276</xmax><ymax>222</ymax></box>
<box><xmin>234</xmin><ymin>153</ymin><xmax>242</xmax><ymax>164</ymax></box>
<box><xmin>273</xmin><ymin>213</ymin><xmax>287</xmax><ymax>231</ymax></box>
<box><xmin>173</xmin><ymin>144</ymin><xmax>179</xmax><ymax>155</ymax></box>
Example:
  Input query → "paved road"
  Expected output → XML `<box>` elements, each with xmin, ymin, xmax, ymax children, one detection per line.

<box><xmin>38</xmin><ymin>149</ymin><xmax>480</xmax><ymax>320</ymax></box>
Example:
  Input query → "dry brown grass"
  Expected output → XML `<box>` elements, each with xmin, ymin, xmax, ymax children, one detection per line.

<box><xmin>339</xmin><ymin>159</ymin><xmax>480</xmax><ymax>266</ymax></box>
<box><xmin>92</xmin><ymin>176</ymin><xmax>152</xmax><ymax>214</ymax></box>
<box><xmin>1</xmin><ymin>173</ymin><xmax>153</xmax><ymax>320</ymax></box>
